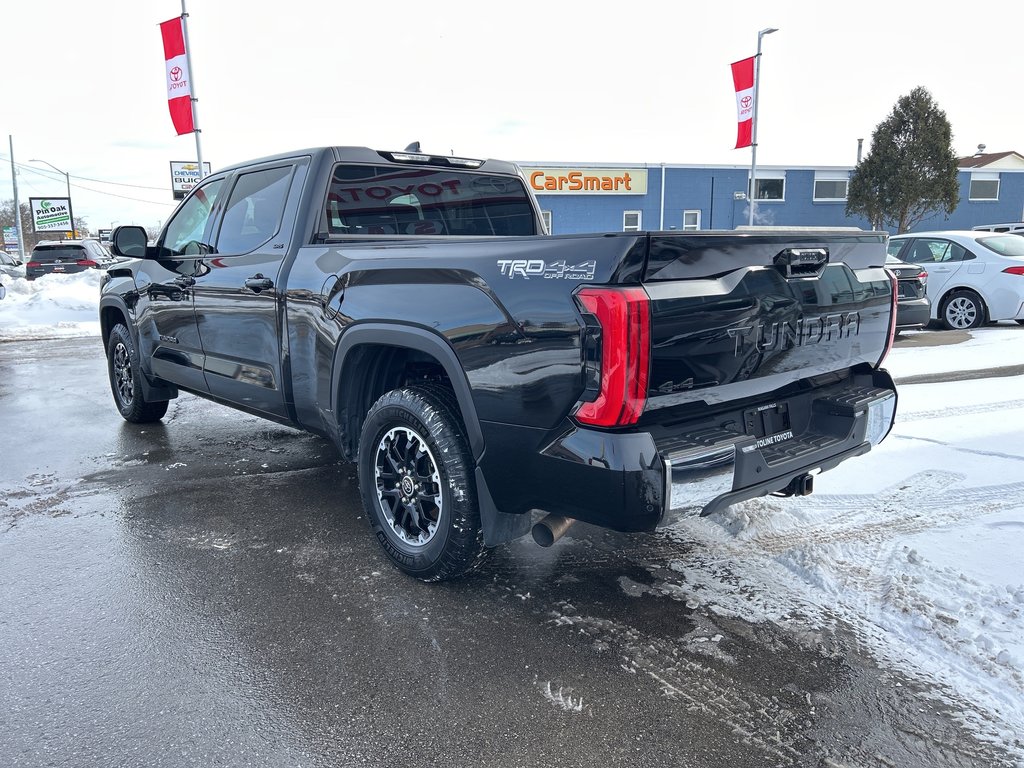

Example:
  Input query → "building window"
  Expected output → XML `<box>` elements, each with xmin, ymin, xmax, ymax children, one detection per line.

<box><xmin>541</xmin><ymin>210</ymin><xmax>552</xmax><ymax>233</ymax></box>
<box><xmin>752</xmin><ymin>175</ymin><xmax>785</xmax><ymax>201</ymax></box>
<box><xmin>682</xmin><ymin>210</ymin><xmax>701</xmax><ymax>230</ymax></box>
<box><xmin>813</xmin><ymin>176</ymin><xmax>849</xmax><ymax>201</ymax></box>
<box><xmin>969</xmin><ymin>173</ymin><xmax>999</xmax><ymax>201</ymax></box>
<box><xmin>623</xmin><ymin>211</ymin><xmax>641</xmax><ymax>231</ymax></box>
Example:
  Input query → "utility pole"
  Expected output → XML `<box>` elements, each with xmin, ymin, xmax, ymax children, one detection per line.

<box><xmin>8</xmin><ymin>135</ymin><xmax>27</xmax><ymax>259</ymax></box>
<box><xmin>748</xmin><ymin>27</ymin><xmax>778</xmax><ymax>227</ymax></box>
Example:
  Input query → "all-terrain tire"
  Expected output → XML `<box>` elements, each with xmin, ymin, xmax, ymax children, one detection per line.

<box><xmin>106</xmin><ymin>323</ymin><xmax>169</xmax><ymax>423</ymax></box>
<box><xmin>357</xmin><ymin>384</ymin><xmax>488</xmax><ymax>581</ymax></box>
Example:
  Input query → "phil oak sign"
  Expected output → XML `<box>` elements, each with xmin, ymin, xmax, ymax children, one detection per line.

<box><xmin>29</xmin><ymin>198</ymin><xmax>74</xmax><ymax>233</ymax></box>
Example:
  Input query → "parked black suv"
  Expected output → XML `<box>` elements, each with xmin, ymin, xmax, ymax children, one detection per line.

<box><xmin>26</xmin><ymin>239</ymin><xmax>114</xmax><ymax>281</ymax></box>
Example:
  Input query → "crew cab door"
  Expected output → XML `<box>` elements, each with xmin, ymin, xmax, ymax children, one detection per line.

<box><xmin>191</xmin><ymin>159</ymin><xmax>307</xmax><ymax>418</ymax></box>
<box><xmin>135</xmin><ymin>176</ymin><xmax>225</xmax><ymax>393</ymax></box>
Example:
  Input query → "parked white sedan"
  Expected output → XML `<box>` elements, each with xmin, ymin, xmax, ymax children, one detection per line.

<box><xmin>887</xmin><ymin>231</ymin><xmax>1024</xmax><ymax>330</ymax></box>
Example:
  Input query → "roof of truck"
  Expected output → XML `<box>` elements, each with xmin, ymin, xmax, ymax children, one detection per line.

<box><xmin>213</xmin><ymin>147</ymin><xmax>523</xmax><ymax>178</ymax></box>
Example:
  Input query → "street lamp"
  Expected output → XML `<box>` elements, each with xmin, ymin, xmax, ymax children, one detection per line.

<box><xmin>748</xmin><ymin>27</ymin><xmax>779</xmax><ymax>227</ymax></box>
<box><xmin>28</xmin><ymin>158</ymin><xmax>72</xmax><ymax>201</ymax></box>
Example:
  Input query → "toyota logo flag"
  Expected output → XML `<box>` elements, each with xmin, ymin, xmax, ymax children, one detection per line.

<box><xmin>160</xmin><ymin>17</ymin><xmax>195</xmax><ymax>136</ymax></box>
<box><xmin>731</xmin><ymin>56</ymin><xmax>755</xmax><ymax>149</ymax></box>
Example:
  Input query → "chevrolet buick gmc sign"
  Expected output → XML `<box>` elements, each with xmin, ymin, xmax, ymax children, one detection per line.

<box><xmin>170</xmin><ymin>161</ymin><xmax>212</xmax><ymax>200</ymax></box>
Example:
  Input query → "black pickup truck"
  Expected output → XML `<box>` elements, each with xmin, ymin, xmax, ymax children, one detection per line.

<box><xmin>101</xmin><ymin>146</ymin><xmax>898</xmax><ymax>580</ymax></box>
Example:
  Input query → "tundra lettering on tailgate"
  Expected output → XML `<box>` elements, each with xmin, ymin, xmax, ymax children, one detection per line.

<box><xmin>727</xmin><ymin>311</ymin><xmax>861</xmax><ymax>355</ymax></box>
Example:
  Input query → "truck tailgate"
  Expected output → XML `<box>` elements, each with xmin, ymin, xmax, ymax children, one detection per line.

<box><xmin>639</xmin><ymin>231</ymin><xmax>894</xmax><ymax>413</ymax></box>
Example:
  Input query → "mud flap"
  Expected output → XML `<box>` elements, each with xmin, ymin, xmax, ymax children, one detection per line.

<box><xmin>476</xmin><ymin>466</ymin><xmax>532</xmax><ymax>546</ymax></box>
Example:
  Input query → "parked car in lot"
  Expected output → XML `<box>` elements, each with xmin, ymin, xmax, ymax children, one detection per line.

<box><xmin>26</xmin><ymin>239</ymin><xmax>115</xmax><ymax>281</ymax></box>
<box><xmin>884</xmin><ymin>253</ymin><xmax>930</xmax><ymax>330</ymax></box>
<box><xmin>972</xmin><ymin>223</ymin><xmax>1024</xmax><ymax>236</ymax></box>
<box><xmin>887</xmin><ymin>231</ymin><xmax>1024</xmax><ymax>329</ymax></box>
<box><xmin>0</xmin><ymin>250</ymin><xmax>23</xmax><ymax>278</ymax></box>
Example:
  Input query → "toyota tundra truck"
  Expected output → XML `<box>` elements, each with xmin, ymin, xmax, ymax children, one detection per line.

<box><xmin>100</xmin><ymin>146</ymin><xmax>898</xmax><ymax>580</ymax></box>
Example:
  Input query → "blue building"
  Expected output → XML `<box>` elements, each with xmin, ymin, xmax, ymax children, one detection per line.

<box><xmin>519</xmin><ymin>150</ymin><xmax>1024</xmax><ymax>235</ymax></box>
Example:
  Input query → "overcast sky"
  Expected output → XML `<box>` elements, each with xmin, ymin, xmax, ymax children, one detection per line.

<box><xmin>2</xmin><ymin>0</ymin><xmax>1021</xmax><ymax>231</ymax></box>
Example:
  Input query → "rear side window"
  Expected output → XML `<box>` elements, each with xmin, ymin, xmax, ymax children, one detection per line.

<box><xmin>978</xmin><ymin>235</ymin><xmax>1024</xmax><ymax>257</ymax></box>
<box><xmin>216</xmin><ymin>166</ymin><xmax>293</xmax><ymax>254</ymax></box>
<box><xmin>324</xmin><ymin>165</ymin><xmax>537</xmax><ymax>237</ymax></box>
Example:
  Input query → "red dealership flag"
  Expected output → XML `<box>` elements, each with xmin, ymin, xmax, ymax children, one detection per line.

<box><xmin>160</xmin><ymin>17</ymin><xmax>195</xmax><ymax>135</ymax></box>
<box><xmin>731</xmin><ymin>56</ymin><xmax>755</xmax><ymax>149</ymax></box>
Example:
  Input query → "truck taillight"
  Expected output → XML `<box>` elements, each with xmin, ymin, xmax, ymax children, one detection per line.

<box><xmin>574</xmin><ymin>286</ymin><xmax>650</xmax><ymax>427</ymax></box>
<box><xmin>877</xmin><ymin>271</ymin><xmax>899</xmax><ymax>367</ymax></box>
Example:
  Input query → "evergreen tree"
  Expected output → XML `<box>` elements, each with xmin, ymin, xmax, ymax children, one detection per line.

<box><xmin>847</xmin><ymin>87</ymin><xmax>960</xmax><ymax>233</ymax></box>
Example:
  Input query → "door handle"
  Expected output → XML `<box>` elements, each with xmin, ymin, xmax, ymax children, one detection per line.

<box><xmin>174</xmin><ymin>276</ymin><xmax>196</xmax><ymax>288</ymax></box>
<box><xmin>244</xmin><ymin>274</ymin><xmax>274</xmax><ymax>292</ymax></box>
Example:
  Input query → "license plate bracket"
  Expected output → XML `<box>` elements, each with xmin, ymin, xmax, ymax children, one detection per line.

<box><xmin>743</xmin><ymin>402</ymin><xmax>791</xmax><ymax>438</ymax></box>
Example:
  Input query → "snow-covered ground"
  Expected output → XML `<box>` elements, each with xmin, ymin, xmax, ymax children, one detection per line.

<box><xmin>0</xmin><ymin>269</ymin><xmax>102</xmax><ymax>340</ymax></box>
<box><xmin>2</xmin><ymin>269</ymin><xmax>1023</xmax><ymax>755</ymax></box>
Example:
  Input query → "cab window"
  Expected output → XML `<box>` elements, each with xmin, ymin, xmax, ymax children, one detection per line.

<box><xmin>215</xmin><ymin>166</ymin><xmax>293</xmax><ymax>254</ymax></box>
<box><xmin>160</xmin><ymin>178</ymin><xmax>224</xmax><ymax>256</ymax></box>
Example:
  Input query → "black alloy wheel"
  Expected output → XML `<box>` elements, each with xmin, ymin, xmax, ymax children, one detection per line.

<box><xmin>358</xmin><ymin>384</ymin><xmax>487</xmax><ymax>581</ymax></box>
<box><xmin>106</xmin><ymin>323</ymin><xmax>169</xmax><ymax>423</ymax></box>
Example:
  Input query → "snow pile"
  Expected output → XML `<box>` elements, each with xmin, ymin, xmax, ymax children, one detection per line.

<box><xmin>0</xmin><ymin>270</ymin><xmax>103</xmax><ymax>340</ymax></box>
<box><xmin>662</xmin><ymin>375</ymin><xmax>1024</xmax><ymax>752</ymax></box>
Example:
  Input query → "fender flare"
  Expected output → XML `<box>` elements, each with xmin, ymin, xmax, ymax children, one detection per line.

<box><xmin>331</xmin><ymin>322</ymin><xmax>484</xmax><ymax>460</ymax></box>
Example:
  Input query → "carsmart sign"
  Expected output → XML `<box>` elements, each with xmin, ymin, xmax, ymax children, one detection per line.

<box><xmin>170</xmin><ymin>161</ymin><xmax>212</xmax><ymax>200</ymax></box>
<box><xmin>29</xmin><ymin>197</ymin><xmax>74</xmax><ymax>233</ymax></box>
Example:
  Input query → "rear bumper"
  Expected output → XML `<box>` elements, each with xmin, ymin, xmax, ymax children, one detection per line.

<box><xmin>895</xmin><ymin>297</ymin><xmax>931</xmax><ymax>329</ymax></box>
<box><xmin>477</xmin><ymin>369</ymin><xmax>897</xmax><ymax>533</ymax></box>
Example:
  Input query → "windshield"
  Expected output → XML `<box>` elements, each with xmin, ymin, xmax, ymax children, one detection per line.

<box><xmin>978</xmin><ymin>235</ymin><xmax>1024</xmax><ymax>258</ymax></box>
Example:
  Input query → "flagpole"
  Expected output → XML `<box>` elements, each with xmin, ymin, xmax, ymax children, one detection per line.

<box><xmin>748</xmin><ymin>27</ymin><xmax>778</xmax><ymax>227</ymax></box>
<box><xmin>180</xmin><ymin>0</ymin><xmax>204</xmax><ymax>180</ymax></box>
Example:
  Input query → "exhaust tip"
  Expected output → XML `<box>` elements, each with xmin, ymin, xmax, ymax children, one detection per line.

<box><xmin>531</xmin><ymin>515</ymin><xmax>576</xmax><ymax>547</ymax></box>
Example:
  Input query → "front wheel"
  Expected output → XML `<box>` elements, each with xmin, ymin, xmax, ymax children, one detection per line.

<box><xmin>940</xmin><ymin>290</ymin><xmax>986</xmax><ymax>330</ymax></box>
<box><xmin>358</xmin><ymin>384</ymin><xmax>488</xmax><ymax>581</ymax></box>
<box><xmin>106</xmin><ymin>323</ymin><xmax>169</xmax><ymax>423</ymax></box>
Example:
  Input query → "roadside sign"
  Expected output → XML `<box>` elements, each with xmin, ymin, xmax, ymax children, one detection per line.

<box><xmin>3</xmin><ymin>226</ymin><xmax>18</xmax><ymax>249</ymax></box>
<box><xmin>97</xmin><ymin>228</ymin><xmax>113</xmax><ymax>242</ymax></box>
<box><xmin>170</xmin><ymin>161</ymin><xmax>212</xmax><ymax>200</ymax></box>
<box><xmin>29</xmin><ymin>197</ymin><xmax>74</xmax><ymax>233</ymax></box>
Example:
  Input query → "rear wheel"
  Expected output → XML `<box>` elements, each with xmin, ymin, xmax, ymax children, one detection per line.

<box><xmin>106</xmin><ymin>323</ymin><xmax>169</xmax><ymax>423</ymax></box>
<box><xmin>939</xmin><ymin>290</ymin><xmax>986</xmax><ymax>330</ymax></box>
<box><xmin>358</xmin><ymin>384</ymin><xmax>487</xmax><ymax>581</ymax></box>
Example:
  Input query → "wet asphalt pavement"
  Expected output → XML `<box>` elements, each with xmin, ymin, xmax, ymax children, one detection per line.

<box><xmin>1</xmin><ymin>337</ymin><xmax>1019</xmax><ymax>768</ymax></box>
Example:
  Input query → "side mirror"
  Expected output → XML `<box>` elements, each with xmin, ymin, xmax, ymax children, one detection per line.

<box><xmin>111</xmin><ymin>225</ymin><xmax>149</xmax><ymax>259</ymax></box>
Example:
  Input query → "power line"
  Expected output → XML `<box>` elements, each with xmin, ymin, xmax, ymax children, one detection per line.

<box><xmin>0</xmin><ymin>154</ymin><xmax>172</xmax><ymax>193</ymax></box>
<box><xmin>4</xmin><ymin>160</ymin><xmax>174</xmax><ymax>206</ymax></box>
